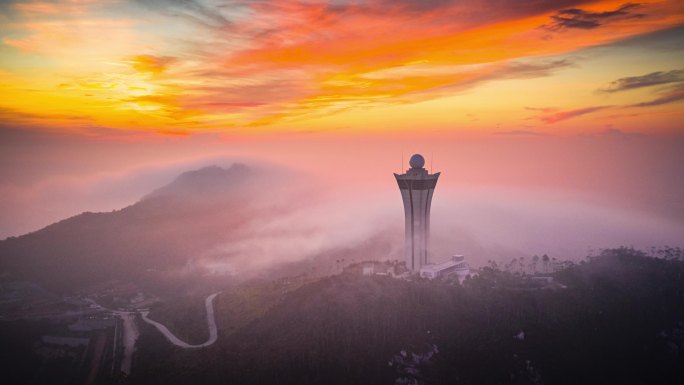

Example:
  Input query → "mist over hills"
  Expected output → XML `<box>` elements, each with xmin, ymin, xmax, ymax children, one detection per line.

<box><xmin>2</xmin><ymin>160</ymin><xmax>681</xmax><ymax>295</ymax></box>
<box><xmin>0</xmin><ymin>164</ymin><xmax>320</xmax><ymax>292</ymax></box>
<box><xmin>142</xmin><ymin>164</ymin><xmax>251</xmax><ymax>202</ymax></box>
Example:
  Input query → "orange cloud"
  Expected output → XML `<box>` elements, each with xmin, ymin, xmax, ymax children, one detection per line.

<box><xmin>539</xmin><ymin>106</ymin><xmax>613</xmax><ymax>123</ymax></box>
<box><xmin>11</xmin><ymin>0</ymin><xmax>103</xmax><ymax>16</ymax></box>
<box><xmin>1</xmin><ymin>0</ymin><xmax>683</xmax><ymax>134</ymax></box>
<box><xmin>129</xmin><ymin>55</ymin><xmax>176</xmax><ymax>74</ymax></box>
<box><xmin>194</xmin><ymin>0</ymin><xmax>680</xmax><ymax>127</ymax></box>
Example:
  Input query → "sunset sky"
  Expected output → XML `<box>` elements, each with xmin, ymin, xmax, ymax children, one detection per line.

<box><xmin>1</xmin><ymin>1</ymin><xmax>683</xmax><ymax>255</ymax></box>
<box><xmin>1</xmin><ymin>0</ymin><xmax>683</xmax><ymax>135</ymax></box>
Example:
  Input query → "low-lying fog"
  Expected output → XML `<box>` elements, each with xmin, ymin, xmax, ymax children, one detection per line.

<box><xmin>1</xmin><ymin>129</ymin><xmax>683</xmax><ymax>272</ymax></box>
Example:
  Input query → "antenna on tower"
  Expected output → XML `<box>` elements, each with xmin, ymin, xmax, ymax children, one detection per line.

<box><xmin>431</xmin><ymin>152</ymin><xmax>434</xmax><ymax>173</ymax></box>
<box><xmin>401</xmin><ymin>152</ymin><xmax>404</xmax><ymax>173</ymax></box>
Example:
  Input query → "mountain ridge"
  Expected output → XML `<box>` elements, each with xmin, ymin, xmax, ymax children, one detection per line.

<box><xmin>0</xmin><ymin>164</ymin><xmax>263</xmax><ymax>292</ymax></box>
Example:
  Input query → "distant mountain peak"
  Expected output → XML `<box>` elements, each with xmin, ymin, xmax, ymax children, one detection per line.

<box><xmin>142</xmin><ymin>163</ymin><xmax>253</xmax><ymax>201</ymax></box>
<box><xmin>175</xmin><ymin>163</ymin><xmax>249</xmax><ymax>180</ymax></box>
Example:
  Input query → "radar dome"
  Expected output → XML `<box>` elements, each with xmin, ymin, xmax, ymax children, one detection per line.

<box><xmin>409</xmin><ymin>154</ymin><xmax>425</xmax><ymax>168</ymax></box>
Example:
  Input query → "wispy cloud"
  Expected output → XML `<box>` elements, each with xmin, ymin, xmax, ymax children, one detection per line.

<box><xmin>597</xmin><ymin>69</ymin><xmax>684</xmax><ymax>107</ymax></box>
<box><xmin>129</xmin><ymin>55</ymin><xmax>177</xmax><ymax>74</ymax></box>
<box><xmin>595</xmin><ymin>68</ymin><xmax>684</xmax><ymax>108</ymax></box>
<box><xmin>132</xmin><ymin>0</ymin><xmax>234</xmax><ymax>28</ymax></box>
<box><xmin>542</xmin><ymin>3</ymin><xmax>644</xmax><ymax>31</ymax></box>
<box><xmin>599</xmin><ymin>69</ymin><xmax>684</xmax><ymax>92</ymax></box>
<box><xmin>0</xmin><ymin>106</ymin><xmax>93</xmax><ymax>130</ymax></box>
<box><xmin>539</xmin><ymin>105</ymin><xmax>612</xmax><ymax>123</ymax></box>
<box><xmin>632</xmin><ymin>85</ymin><xmax>684</xmax><ymax>107</ymax></box>
<box><xmin>495</xmin><ymin>130</ymin><xmax>547</xmax><ymax>136</ymax></box>
<box><xmin>600</xmin><ymin>128</ymin><xmax>646</xmax><ymax>138</ymax></box>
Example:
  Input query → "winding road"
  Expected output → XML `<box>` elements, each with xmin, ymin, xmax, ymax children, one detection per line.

<box><xmin>140</xmin><ymin>292</ymin><xmax>220</xmax><ymax>348</ymax></box>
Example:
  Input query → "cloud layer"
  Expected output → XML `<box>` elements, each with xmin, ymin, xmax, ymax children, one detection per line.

<box><xmin>1</xmin><ymin>0</ymin><xmax>682</xmax><ymax>133</ymax></box>
<box><xmin>599</xmin><ymin>69</ymin><xmax>684</xmax><ymax>92</ymax></box>
<box><xmin>543</xmin><ymin>3</ymin><xmax>644</xmax><ymax>31</ymax></box>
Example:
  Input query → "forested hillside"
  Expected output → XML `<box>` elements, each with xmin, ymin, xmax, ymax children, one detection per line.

<box><xmin>129</xmin><ymin>247</ymin><xmax>684</xmax><ymax>385</ymax></box>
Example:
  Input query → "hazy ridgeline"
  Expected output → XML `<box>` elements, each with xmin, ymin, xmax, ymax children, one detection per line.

<box><xmin>1</xmin><ymin>161</ymin><xmax>682</xmax><ymax>295</ymax></box>
<box><xmin>0</xmin><ymin>163</ymin><xmax>398</xmax><ymax>293</ymax></box>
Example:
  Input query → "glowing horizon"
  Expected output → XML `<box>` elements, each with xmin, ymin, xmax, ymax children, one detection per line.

<box><xmin>1</xmin><ymin>0</ymin><xmax>683</xmax><ymax>136</ymax></box>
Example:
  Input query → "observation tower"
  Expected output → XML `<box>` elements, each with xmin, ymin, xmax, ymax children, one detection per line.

<box><xmin>394</xmin><ymin>154</ymin><xmax>440</xmax><ymax>271</ymax></box>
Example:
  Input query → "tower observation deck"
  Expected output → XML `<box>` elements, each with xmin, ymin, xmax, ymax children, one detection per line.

<box><xmin>394</xmin><ymin>154</ymin><xmax>440</xmax><ymax>271</ymax></box>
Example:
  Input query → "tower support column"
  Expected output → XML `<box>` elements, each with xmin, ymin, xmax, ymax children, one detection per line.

<box><xmin>394</xmin><ymin>154</ymin><xmax>440</xmax><ymax>272</ymax></box>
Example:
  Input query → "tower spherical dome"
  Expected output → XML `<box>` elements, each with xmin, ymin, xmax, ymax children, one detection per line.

<box><xmin>409</xmin><ymin>154</ymin><xmax>425</xmax><ymax>168</ymax></box>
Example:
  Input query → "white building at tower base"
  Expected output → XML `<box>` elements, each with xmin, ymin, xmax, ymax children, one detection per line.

<box><xmin>420</xmin><ymin>255</ymin><xmax>470</xmax><ymax>283</ymax></box>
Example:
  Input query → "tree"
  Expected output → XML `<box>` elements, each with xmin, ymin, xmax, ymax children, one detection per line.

<box><xmin>532</xmin><ymin>255</ymin><xmax>540</xmax><ymax>274</ymax></box>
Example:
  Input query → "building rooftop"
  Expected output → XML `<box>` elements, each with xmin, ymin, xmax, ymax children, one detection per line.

<box><xmin>420</xmin><ymin>255</ymin><xmax>467</xmax><ymax>273</ymax></box>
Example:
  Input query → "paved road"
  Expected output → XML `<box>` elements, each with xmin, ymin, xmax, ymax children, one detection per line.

<box><xmin>82</xmin><ymin>299</ymin><xmax>139</xmax><ymax>374</ymax></box>
<box><xmin>140</xmin><ymin>292</ymin><xmax>220</xmax><ymax>348</ymax></box>
<box><xmin>119</xmin><ymin>312</ymin><xmax>139</xmax><ymax>374</ymax></box>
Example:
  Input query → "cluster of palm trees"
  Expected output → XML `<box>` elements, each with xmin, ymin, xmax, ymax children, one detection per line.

<box><xmin>487</xmin><ymin>254</ymin><xmax>573</xmax><ymax>275</ymax></box>
<box><xmin>486</xmin><ymin>246</ymin><xmax>684</xmax><ymax>276</ymax></box>
<box><xmin>647</xmin><ymin>246</ymin><xmax>683</xmax><ymax>260</ymax></box>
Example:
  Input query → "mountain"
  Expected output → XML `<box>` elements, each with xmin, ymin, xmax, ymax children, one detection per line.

<box><xmin>142</xmin><ymin>164</ymin><xmax>251</xmax><ymax>202</ymax></box>
<box><xmin>0</xmin><ymin>164</ymin><xmax>269</xmax><ymax>292</ymax></box>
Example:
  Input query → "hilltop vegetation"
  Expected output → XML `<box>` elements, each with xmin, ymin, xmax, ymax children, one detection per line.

<box><xmin>129</xmin><ymin>247</ymin><xmax>684</xmax><ymax>385</ymax></box>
